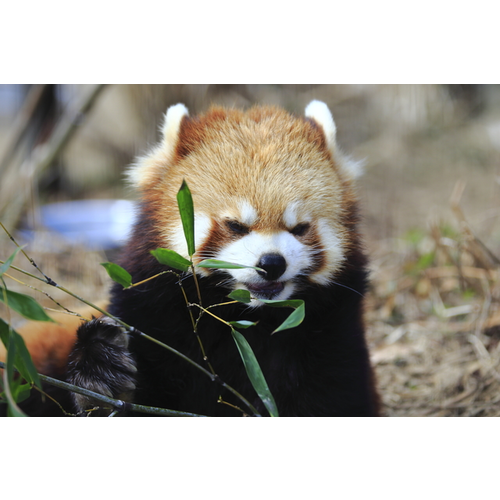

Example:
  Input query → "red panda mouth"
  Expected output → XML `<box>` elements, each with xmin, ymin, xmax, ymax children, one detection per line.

<box><xmin>245</xmin><ymin>281</ymin><xmax>285</xmax><ymax>300</ymax></box>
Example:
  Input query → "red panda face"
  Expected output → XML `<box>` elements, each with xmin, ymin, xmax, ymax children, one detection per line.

<box><xmin>129</xmin><ymin>101</ymin><xmax>362</xmax><ymax>305</ymax></box>
<box><xmin>180</xmin><ymin>198</ymin><xmax>347</xmax><ymax>304</ymax></box>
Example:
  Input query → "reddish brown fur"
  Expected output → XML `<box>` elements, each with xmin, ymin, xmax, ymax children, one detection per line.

<box><xmin>0</xmin><ymin>303</ymin><xmax>106</xmax><ymax>377</ymax></box>
<box><xmin>136</xmin><ymin>105</ymin><xmax>359</xmax><ymax>287</ymax></box>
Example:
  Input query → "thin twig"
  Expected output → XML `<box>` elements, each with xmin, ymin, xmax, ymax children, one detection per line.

<box><xmin>0</xmin><ymin>261</ymin><xmax>261</xmax><ymax>416</ymax></box>
<box><xmin>1</xmin><ymin>225</ymin><xmax>262</xmax><ymax>416</ymax></box>
<box><xmin>1</xmin><ymin>222</ymin><xmax>56</xmax><ymax>284</ymax></box>
<box><xmin>2</xmin><ymin>271</ymin><xmax>83</xmax><ymax>317</ymax></box>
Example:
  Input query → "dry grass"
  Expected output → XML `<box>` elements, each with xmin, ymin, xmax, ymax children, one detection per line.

<box><xmin>0</xmin><ymin>230</ymin><xmax>109</xmax><ymax>329</ymax></box>
<box><xmin>368</xmin><ymin>182</ymin><xmax>500</xmax><ymax>416</ymax></box>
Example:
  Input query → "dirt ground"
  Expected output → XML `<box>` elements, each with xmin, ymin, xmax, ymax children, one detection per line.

<box><xmin>1</xmin><ymin>84</ymin><xmax>500</xmax><ymax>416</ymax></box>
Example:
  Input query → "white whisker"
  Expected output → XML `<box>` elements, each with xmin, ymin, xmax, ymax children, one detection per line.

<box><xmin>331</xmin><ymin>280</ymin><xmax>364</xmax><ymax>297</ymax></box>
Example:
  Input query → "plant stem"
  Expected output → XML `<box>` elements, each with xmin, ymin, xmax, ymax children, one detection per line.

<box><xmin>0</xmin><ymin>361</ymin><xmax>207</xmax><ymax>417</ymax></box>
<box><xmin>2</xmin><ymin>271</ymin><xmax>83</xmax><ymax>317</ymax></box>
<box><xmin>0</xmin><ymin>222</ymin><xmax>55</xmax><ymax>285</ymax></box>
<box><xmin>1</xmin><ymin>259</ymin><xmax>261</xmax><ymax>416</ymax></box>
<box><xmin>131</xmin><ymin>328</ymin><xmax>260</xmax><ymax>416</ymax></box>
<box><xmin>191</xmin><ymin>264</ymin><xmax>204</xmax><ymax>307</ymax></box>
<box><xmin>1</xmin><ymin>230</ymin><xmax>262</xmax><ymax>416</ymax></box>
<box><xmin>190</xmin><ymin>302</ymin><xmax>231</xmax><ymax>326</ymax></box>
<box><xmin>124</xmin><ymin>270</ymin><xmax>170</xmax><ymax>289</ymax></box>
<box><xmin>173</xmin><ymin>269</ymin><xmax>217</xmax><ymax>375</ymax></box>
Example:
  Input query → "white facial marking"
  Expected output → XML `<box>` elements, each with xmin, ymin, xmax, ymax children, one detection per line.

<box><xmin>283</xmin><ymin>202</ymin><xmax>312</xmax><ymax>229</ymax></box>
<box><xmin>215</xmin><ymin>230</ymin><xmax>310</xmax><ymax>304</ymax></box>
<box><xmin>169</xmin><ymin>214</ymin><xmax>211</xmax><ymax>259</ymax></box>
<box><xmin>283</xmin><ymin>202</ymin><xmax>299</xmax><ymax>228</ymax></box>
<box><xmin>237</xmin><ymin>200</ymin><xmax>258</xmax><ymax>226</ymax></box>
<box><xmin>168</xmin><ymin>212</ymin><xmax>347</xmax><ymax>306</ymax></box>
<box><xmin>309</xmin><ymin>218</ymin><xmax>345</xmax><ymax>285</ymax></box>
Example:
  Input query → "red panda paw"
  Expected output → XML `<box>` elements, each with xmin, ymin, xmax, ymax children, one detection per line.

<box><xmin>66</xmin><ymin>318</ymin><xmax>137</xmax><ymax>416</ymax></box>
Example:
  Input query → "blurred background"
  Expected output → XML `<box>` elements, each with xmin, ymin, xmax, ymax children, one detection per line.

<box><xmin>1</xmin><ymin>84</ymin><xmax>499</xmax><ymax>416</ymax></box>
<box><xmin>1</xmin><ymin>84</ymin><xmax>499</xmax><ymax>245</ymax></box>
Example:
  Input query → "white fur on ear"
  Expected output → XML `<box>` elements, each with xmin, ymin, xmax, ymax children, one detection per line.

<box><xmin>127</xmin><ymin>103</ymin><xmax>189</xmax><ymax>188</ymax></box>
<box><xmin>161</xmin><ymin>103</ymin><xmax>189</xmax><ymax>146</ymax></box>
<box><xmin>305</xmin><ymin>100</ymin><xmax>363</xmax><ymax>180</ymax></box>
<box><xmin>305</xmin><ymin>100</ymin><xmax>337</xmax><ymax>148</ymax></box>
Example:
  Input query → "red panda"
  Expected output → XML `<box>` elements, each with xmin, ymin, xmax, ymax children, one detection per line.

<box><xmin>3</xmin><ymin>101</ymin><xmax>380</xmax><ymax>416</ymax></box>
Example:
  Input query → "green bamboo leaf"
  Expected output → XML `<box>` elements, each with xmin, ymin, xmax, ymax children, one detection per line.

<box><xmin>228</xmin><ymin>289</ymin><xmax>252</xmax><ymax>304</ymax></box>
<box><xmin>0</xmin><ymin>287</ymin><xmax>55</xmax><ymax>323</ymax></box>
<box><xmin>228</xmin><ymin>320</ymin><xmax>257</xmax><ymax>329</ymax></box>
<box><xmin>230</xmin><ymin>328</ymin><xmax>279</xmax><ymax>417</ymax></box>
<box><xmin>0</xmin><ymin>318</ymin><xmax>42</xmax><ymax>390</ymax></box>
<box><xmin>259</xmin><ymin>299</ymin><xmax>304</xmax><ymax>308</ymax></box>
<box><xmin>100</xmin><ymin>262</ymin><xmax>132</xmax><ymax>288</ymax></box>
<box><xmin>0</xmin><ymin>318</ymin><xmax>9</xmax><ymax>349</ymax></box>
<box><xmin>197</xmin><ymin>259</ymin><xmax>264</xmax><ymax>273</ymax></box>
<box><xmin>3</xmin><ymin>331</ymin><xmax>28</xmax><ymax>417</ymax></box>
<box><xmin>272</xmin><ymin>303</ymin><xmax>305</xmax><ymax>333</ymax></box>
<box><xmin>259</xmin><ymin>299</ymin><xmax>305</xmax><ymax>333</ymax></box>
<box><xmin>11</xmin><ymin>381</ymin><xmax>32</xmax><ymax>404</ymax></box>
<box><xmin>0</xmin><ymin>379</ymin><xmax>31</xmax><ymax>407</ymax></box>
<box><xmin>0</xmin><ymin>246</ymin><xmax>23</xmax><ymax>278</ymax></box>
<box><xmin>177</xmin><ymin>180</ymin><xmax>195</xmax><ymax>257</ymax></box>
<box><xmin>151</xmin><ymin>248</ymin><xmax>192</xmax><ymax>272</ymax></box>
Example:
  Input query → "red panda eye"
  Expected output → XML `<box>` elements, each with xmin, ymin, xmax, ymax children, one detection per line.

<box><xmin>226</xmin><ymin>220</ymin><xmax>250</xmax><ymax>235</ymax></box>
<box><xmin>290</xmin><ymin>222</ymin><xmax>310</xmax><ymax>237</ymax></box>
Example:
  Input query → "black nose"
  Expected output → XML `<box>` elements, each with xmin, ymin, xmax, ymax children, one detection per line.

<box><xmin>256</xmin><ymin>253</ymin><xmax>287</xmax><ymax>281</ymax></box>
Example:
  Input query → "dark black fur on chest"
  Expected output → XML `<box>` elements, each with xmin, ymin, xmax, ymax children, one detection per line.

<box><xmin>107</xmin><ymin>243</ymin><xmax>379</xmax><ymax>417</ymax></box>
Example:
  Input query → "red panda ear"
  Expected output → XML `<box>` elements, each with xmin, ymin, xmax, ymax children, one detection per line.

<box><xmin>305</xmin><ymin>100</ymin><xmax>337</xmax><ymax>149</ymax></box>
<box><xmin>305</xmin><ymin>100</ymin><xmax>363</xmax><ymax>180</ymax></box>
<box><xmin>127</xmin><ymin>103</ymin><xmax>189</xmax><ymax>189</ymax></box>
<box><xmin>160</xmin><ymin>103</ymin><xmax>189</xmax><ymax>149</ymax></box>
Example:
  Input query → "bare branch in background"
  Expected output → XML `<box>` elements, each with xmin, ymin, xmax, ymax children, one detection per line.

<box><xmin>0</xmin><ymin>84</ymin><xmax>106</xmax><ymax>229</ymax></box>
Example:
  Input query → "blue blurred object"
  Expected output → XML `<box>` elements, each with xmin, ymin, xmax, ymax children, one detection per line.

<box><xmin>22</xmin><ymin>199</ymin><xmax>137</xmax><ymax>250</ymax></box>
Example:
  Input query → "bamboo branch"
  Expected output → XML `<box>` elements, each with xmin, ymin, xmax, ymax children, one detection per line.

<box><xmin>0</xmin><ymin>361</ymin><xmax>207</xmax><ymax>417</ymax></box>
<box><xmin>0</xmin><ymin>260</ymin><xmax>261</xmax><ymax>416</ymax></box>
